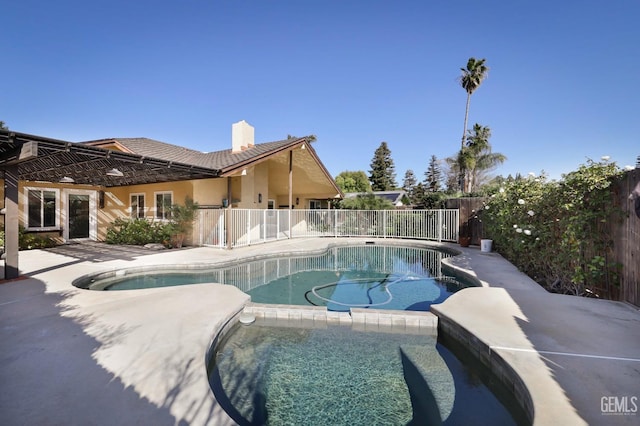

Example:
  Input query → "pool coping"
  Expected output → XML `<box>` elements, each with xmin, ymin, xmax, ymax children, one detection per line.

<box><xmin>243</xmin><ymin>303</ymin><xmax>439</xmax><ymax>335</ymax></box>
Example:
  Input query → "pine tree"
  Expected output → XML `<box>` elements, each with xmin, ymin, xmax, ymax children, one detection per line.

<box><xmin>402</xmin><ymin>169</ymin><xmax>418</xmax><ymax>205</ymax></box>
<box><xmin>424</xmin><ymin>155</ymin><xmax>443</xmax><ymax>192</ymax></box>
<box><xmin>402</xmin><ymin>170</ymin><xmax>417</xmax><ymax>193</ymax></box>
<box><xmin>412</xmin><ymin>182</ymin><xmax>427</xmax><ymax>208</ymax></box>
<box><xmin>369</xmin><ymin>142</ymin><xmax>397</xmax><ymax>191</ymax></box>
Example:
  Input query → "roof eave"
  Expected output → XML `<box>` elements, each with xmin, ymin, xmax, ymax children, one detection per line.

<box><xmin>218</xmin><ymin>137</ymin><xmax>307</xmax><ymax>177</ymax></box>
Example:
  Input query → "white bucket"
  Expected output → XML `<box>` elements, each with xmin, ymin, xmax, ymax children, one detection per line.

<box><xmin>480</xmin><ymin>239</ymin><xmax>493</xmax><ymax>253</ymax></box>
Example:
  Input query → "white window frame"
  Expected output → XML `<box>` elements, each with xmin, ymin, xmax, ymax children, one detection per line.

<box><xmin>154</xmin><ymin>191</ymin><xmax>173</xmax><ymax>220</ymax></box>
<box><xmin>24</xmin><ymin>187</ymin><xmax>60</xmax><ymax>231</ymax></box>
<box><xmin>130</xmin><ymin>193</ymin><xmax>146</xmax><ymax>219</ymax></box>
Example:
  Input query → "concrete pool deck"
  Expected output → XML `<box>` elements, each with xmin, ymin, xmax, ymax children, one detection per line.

<box><xmin>0</xmin><ymin>238</ymin><xmax>638</xmax><ymax>425</ymax></box>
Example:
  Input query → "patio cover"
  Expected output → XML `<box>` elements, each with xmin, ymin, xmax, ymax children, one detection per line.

<box><xmin>0</xmin><ymin>130</ymin><xmax>220</xmax><ymax>187</ymax></box>
<box><xmin>0</xmin><ymin>130</ymin><xmax>220</xmax><ymax>280</ymax></box>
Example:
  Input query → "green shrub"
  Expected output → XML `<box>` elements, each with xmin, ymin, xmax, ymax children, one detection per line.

<box><xmin>105</xmin><ymin>218</ymin><xmax>175</xmax><ymax>247</ymax></box>
<box><xmin>1</xmin><ymin>228</ymin><xmax>58</xmax><ymax>250</ymax></box>
<box><xmin>483</xmin><ymin>159</ymin><xmax>624</xmax><ymax>298</ymax></box>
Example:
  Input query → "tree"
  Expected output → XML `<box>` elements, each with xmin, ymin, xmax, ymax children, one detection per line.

<box><xmin>340</xmin><ymin>193</ymin><xmax>395</xmax><ymax>210</ymax></box>
<box><xmin>424</xmin><ymin>155</ymin><xmax>443</xmax><ymax>192</ymax></box>
<box><xmin>411</xmin><ymin>182</ymin><xmax>427</xmax><ymax>207</ymax></box>
<box><xmin>288</xmin><ymin>134</ymin><xmax>317</xmax><ymax>142</ymax></box>
<box><xmin>402</xmin><ymin>169</ymin><xmax>417</xmax><ymax>192</ymax></box>
<box><xmin>369</xmin><ymin>141</ymin><xmax>397</xmax><ymax>191</ymax></box>
<box><xmin>335</xmin><ymin>171</ymin><xmax>371</xmax><ymax>193</ymax></box>
<box><xmin>409</xmin><ymin>182</ymin><xmax>447</xmax><ymax>209</ymax></box>
<box><xmin>0</xmin><ymin>121</ymin><xmax>8</xmax><ymax>130</ymax></box>
<box><xmin>459</xmin><ymin>57</ymin><xmax>489</xmax><ymax>149</ymax></box>
<box><xmin>443</xmin><ymin>161</ymin><xmax>460</xmax><ymax>193</ymax></box>
<box><xmin>402</xmin><ymin>169</ymin><xmax>418</xmax><ymax>206</ymax></box>
<box><xmin>452</xmin><ymin>123</ymin><xmax>506</xmax><ymax>193</ymax></box>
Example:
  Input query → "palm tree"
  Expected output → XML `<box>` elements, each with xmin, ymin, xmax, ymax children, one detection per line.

<box><xmin>464</xmin><ymin>124</ymin><xmax>506</xmax><ymax>192</ymax></box>
<box><xmin>459</xmin><ymin>58</ymin><xmax>488</xmax><ymax>149</ymax></box>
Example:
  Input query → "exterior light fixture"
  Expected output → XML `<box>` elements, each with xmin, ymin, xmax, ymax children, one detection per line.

<box><xmin>258</xmin><ymin>193</ymin><xmax>262</xmax><ymax>203</ymax></box>
<box><xmin>296</xmin><ymin>197</ymin><xmax>299</xmax><ymax>205</ymax></box>
<box><xmin>59</xmin><ymin>176</ymin><xmax>75</xmax><ymax>183</ymax></box>
<box><xmin>106</xmin><ymin>168</ymin><xmax>124</xmax><ymax>177</ymax></box>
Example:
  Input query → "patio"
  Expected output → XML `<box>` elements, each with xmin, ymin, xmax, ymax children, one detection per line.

<box><xmin>1</xmin><ymin>239</ymin><xmax>639</xmax><ymax>425</ymax></box>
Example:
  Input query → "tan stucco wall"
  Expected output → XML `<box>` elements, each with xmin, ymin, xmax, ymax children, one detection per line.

<box><xmin>192</xmin><ymin>178</ymin><xmax>227</xmax><ymax>206</ymax></box>
<box><xmin>253</xmin><ymin>163</ymin><xmax>269</xmax><ymax>208</ymax></box>
<box><xmin>2</xmin><ymin>181</ymin><xmax>101</xmax><ymax>242</ymax></box>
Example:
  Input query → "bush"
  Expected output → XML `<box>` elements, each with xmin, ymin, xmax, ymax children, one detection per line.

<box><xmin>1</xmin><ymin>227</ymin><xmax>59</xmax><ymax>250</ymax></box>
<box><xmin>105</xmin><ymin>218</ymin><xmax>175</xmax><ymax>247</ymax></box>
<box><xmin>483</xmin><ymin>159</ymin><xmax>624</xmax><ymax>298</ymax></box>
<box><xmin>339</xmin><ymin>193</ymin><xmax>395</xmax><ymax>210</ymax></box>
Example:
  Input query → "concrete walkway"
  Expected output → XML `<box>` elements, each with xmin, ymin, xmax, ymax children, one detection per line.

<box><xmin>436</xmin><ymin>247</ymin><xmax>640</xmax><ymax>425</ymax></box>
<box><xmin>0</xmin><ymin>239</ymin><xmax>638</xmax><ymax>425</ymax></box>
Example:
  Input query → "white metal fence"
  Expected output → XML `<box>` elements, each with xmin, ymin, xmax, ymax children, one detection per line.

<box><xmin>174</xmin><ymin>245</ymin><xmax>455</xmax><ymax>293</ymax></box>
<box><xmin>195</xmin><ymin>208</ymin><xmax>459</xmax><ymax>248</ymax></box>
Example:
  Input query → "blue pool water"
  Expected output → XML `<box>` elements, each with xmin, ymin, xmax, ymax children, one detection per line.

<box><xmin>78</xmin><ymin>244</ymin><xmax>473</xmax><ymax>312</ymax></box>
<box><xmin>208</xmin><ymin>320</ymin><xmax>521</xmax><ymax>425</ymax></box>
<box><xmin>247</xmin><ymin>270</ymin><xmax>465</xmax><ymax>312</ymax></box>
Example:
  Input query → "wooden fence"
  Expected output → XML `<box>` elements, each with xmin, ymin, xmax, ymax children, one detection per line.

<box><xmin>612</xmin><ymin>169</ymin><xmax>640</xmax><ymax>307</ymax></box>
<box><xmin>445</xmin><ymin>197</ymin><xmax>486</xmax><ymax>245</ymax></box>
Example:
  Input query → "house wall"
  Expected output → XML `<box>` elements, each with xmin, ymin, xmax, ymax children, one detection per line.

<box><xmin>0</xmin><ymin>181</ymin><xmax>100</xmax><ymax>243</ymax></box>
<box><xmin>240</xmin><ymin>168</ymin><xmax>255</xmax><ymax>208</ymax></box>
<box><xmin>254</xmin><ymin>162</ymin><xmax>269</xmax><ymax>209</ymax></box>
<box><xmin>192</xmin><ymin>178</ymin><xmax>227</xmax><ymax>206</ymax></box>
<box><xmin>104</xmin><ymin>180</ymin><xmax>199</xmax><ymax>244</ymax></box>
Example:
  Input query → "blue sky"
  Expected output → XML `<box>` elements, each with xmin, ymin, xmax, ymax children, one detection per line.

<box><xmin>2</xmin><ymin>1</ymin><xmax>638</xmax><ymax>182</ymax></box>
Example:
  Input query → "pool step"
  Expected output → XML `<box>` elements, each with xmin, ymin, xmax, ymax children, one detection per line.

<box><xmin>242</xmin><ymin>303</ymin><xmax>437</xmax><ymax>336</ymax></box>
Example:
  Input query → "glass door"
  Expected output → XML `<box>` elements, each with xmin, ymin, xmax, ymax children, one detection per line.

<box><xmin>68</xmin><ymin>194</ymin><xmax>90</xmax><ymax>239</ymax></box>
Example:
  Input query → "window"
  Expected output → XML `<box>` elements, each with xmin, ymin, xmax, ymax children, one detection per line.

<box><xmin>130</xmin><ymin>194</ymin><xmax>145</xmax><ymax>219</ymax></box>
<box><xmin>26</xmin><ymin>188</ymin><xmax>59</xmax><ymax>229</ymax></box>
<box><xmin>310</xmin><ymin>200</ymin><xmax>327</xmax><ymax>209</ymax></box>
<box><xmin>155</xmin><ymin>192</ymin><xmax>173</xmax><ymax>220</ymax></box>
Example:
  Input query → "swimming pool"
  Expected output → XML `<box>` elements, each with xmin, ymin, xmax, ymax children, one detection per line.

<box><xmin>208</xmin><ymin>318</ymin><xmax>522</xmax><ymax>425</ymax></box>
<box><xmin>76</xmin><ymin>244</ymin><xmax>472</xmax><ymax>312</ymax></box>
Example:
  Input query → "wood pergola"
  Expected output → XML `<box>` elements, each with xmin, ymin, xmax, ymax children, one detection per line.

<box><xmin>0</xmin><ymin>130</ymin><xmax>220</xmax><ymax>279</ymax></box>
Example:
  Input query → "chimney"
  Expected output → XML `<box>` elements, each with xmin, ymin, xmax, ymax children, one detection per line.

<box><xmin>232</xmin><ymin>120</ymin><xmax>254</xmax><ymax>153</ymax></box>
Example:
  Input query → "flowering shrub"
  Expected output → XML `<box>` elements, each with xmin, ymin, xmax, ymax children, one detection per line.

<box><xmin>483</xmin><ymin>159</ymin><xmax>624</xmax><ymax>298</ymax></box>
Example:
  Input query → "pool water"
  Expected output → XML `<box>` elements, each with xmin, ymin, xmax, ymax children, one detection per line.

<box><xmin>80</xmin><ymin>245</ymin><xmax>472</xmax><ymax>312</ymax></box>
<box><xmin>208</xmin><ymin>319</ymin><xmax>519</xmax><ymax>425</ymax></box>
<box><xmin>247</xmin><ymin>270</ymin><xmax>463</xmax><ymax>311</ymax></box>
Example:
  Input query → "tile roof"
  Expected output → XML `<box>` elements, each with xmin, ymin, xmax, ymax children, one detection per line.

<box><xmin>82</xmin><ymin>137</ymin><xmax>303</xmax><ymax>172</ymax></box>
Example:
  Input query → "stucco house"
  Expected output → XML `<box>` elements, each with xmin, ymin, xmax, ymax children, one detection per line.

<box><xmin>0</xmin><ymin>121</ymin><xmax>342</xmax><ymax>277</ymax></box>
